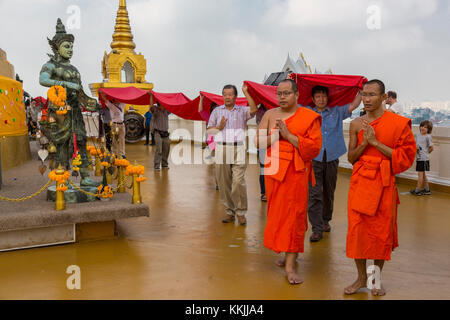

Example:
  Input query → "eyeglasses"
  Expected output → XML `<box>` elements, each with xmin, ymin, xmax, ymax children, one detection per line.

<box><xmin>276</xmin><ymin>91</ymin><xmax>294</xmax><ymax>97</ymax></box>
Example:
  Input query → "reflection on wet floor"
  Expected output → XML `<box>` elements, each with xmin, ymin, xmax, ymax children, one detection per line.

<box><xmin>0</xmin><ymin>142</ymin><xmax>449</xmax><ymax>299</ymax></box>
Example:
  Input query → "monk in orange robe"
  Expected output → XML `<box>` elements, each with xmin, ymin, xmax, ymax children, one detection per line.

<box><xmin>344</xmin><ymin>80</ymin><xmax>416</xmax><ymax>296</ymax></box>
<box><xmin>256</xmin><ymin>79</ymin><xmax>322</xmax><ymax>284</ymax></box>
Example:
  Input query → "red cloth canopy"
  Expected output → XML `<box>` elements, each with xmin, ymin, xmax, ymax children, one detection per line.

<box><xmin>245</xmin><ymin>74</ymin><xmax>367</xmax><ymax>109</ymax></box>
<box><xmin>244</xmin><ymin>81</ymin><xmax>278</xmax><ymax>109</ymax></box>
<box><xmin>290</xmin><ymin>74</ymin><xmax>367</xmax><ymax>107</ymax></box>
<box><xmin>98</xmin><ymin>87</ymin><xmax>150</xmax><ymax>107</ymax></box>
<box><xmin>151</xmin><ymin>90</ymin><xmax>248</xmax><ymax>121</ymax></box>
<box><xmin>151</xmin><ymin>91</ymin><xmax>201</xmax><ymax>120</ymax></box>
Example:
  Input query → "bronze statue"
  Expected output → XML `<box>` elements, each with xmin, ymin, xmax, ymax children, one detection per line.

<box><xmin>39</xmin><ymin>18</ymin><xmax>98</xmax><ymax>186</ymax></box>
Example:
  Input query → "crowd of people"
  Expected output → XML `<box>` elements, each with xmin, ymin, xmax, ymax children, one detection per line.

<box><xmin>181</xmin><ymin>78</ymin><xmax>418</xmax><ymax>295</ymax></box>
<box><xmin>24</xmin><ymin>77</ymin><xmax>434</xmax><ymax>296</ymax></box>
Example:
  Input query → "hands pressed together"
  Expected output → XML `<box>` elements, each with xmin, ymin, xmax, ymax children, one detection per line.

<box><xmin>275</xmin><ymin>118</ymin><xmax>291</xmax><ymax>139</ymax></box>
<box><xmin>362</xmin><ymin>120</ymin><xmax>378</xmax><ymax>146</ymax></box>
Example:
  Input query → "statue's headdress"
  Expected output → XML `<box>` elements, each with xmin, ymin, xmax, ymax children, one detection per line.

<box><xmin>47</xmin><ymin>18</ymin><xmax>74</xmax><ymax>55</ymax></box>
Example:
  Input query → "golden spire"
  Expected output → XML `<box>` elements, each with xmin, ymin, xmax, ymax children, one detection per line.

<box><xmin>110</xmin><ymin>0</ymin><xmax>136</xmax><ymax>52</ymax></box>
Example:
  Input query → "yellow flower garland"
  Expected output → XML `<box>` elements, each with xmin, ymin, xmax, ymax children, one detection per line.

<box><xmin>115</xmin><ymin>159</ymin><xmax>130</xmax><ymax>167</ymax></box>
<box><xmin>125</xmin><ymin>165</ymin><xmax>145</xmax><ymax>176</ymax></box>
<box><xmin>101</xmin><ymin>161</ymin><xmax>111</xmax><ymax>168</ymax></box>
<box><xmin>47</xmin><ymin>86</ymin><xmax>67</xmax><ymax>107</ymax></box>
<box><xmin>48</xmin><ymin>170</ymin><xmax>70</xmax><ymax>183</ymax></box>
<box><xmin>97</xmin><ymin>184</ymin><xmax>114</xmax><ymax>199</ymax></box>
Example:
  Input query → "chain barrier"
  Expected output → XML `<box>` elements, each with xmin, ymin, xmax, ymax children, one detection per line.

<box><xmin>0</xmin><ymin>180</ymin><xmax>52</xmax><ymax>202</ymax></box>
<box><xmin>112</xmin><ymin>175</ymin><xmax>131</xmax><ymax>192</ymax></box>
<box><xmin>67</xmin><ymin>179</ymin><xmax>99</xmax><ymax>197</ymax></box>
<box><xmin>0</xmin><ymin>167</ymin><xmax>132</xmax><ymax>202</ymax></box>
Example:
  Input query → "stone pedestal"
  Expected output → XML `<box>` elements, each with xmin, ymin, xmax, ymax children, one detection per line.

<box><xmin>47</xmin><ymin>184</ymin><xmax>98</xmax><ymax>203</ymax></box>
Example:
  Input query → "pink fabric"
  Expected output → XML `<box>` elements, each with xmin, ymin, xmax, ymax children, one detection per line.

<box><xmin>206</xmin><ymin>134</ymin><xmax>216</xmax><ymax>150</ymax></box>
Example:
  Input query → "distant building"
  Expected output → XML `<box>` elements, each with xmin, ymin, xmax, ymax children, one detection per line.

<box><xmin>263</xmin><ymin>52</ymin><xmax>332</xmax><ymax>84</ymax></box>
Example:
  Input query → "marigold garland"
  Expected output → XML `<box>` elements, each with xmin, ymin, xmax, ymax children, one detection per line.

<box><xmin>47</xmin><ymin>86</ymin><xmax>67</xmax><ymax>107</ymax></box>
<box><xmin>96</xmin><ymin>184</ymin><xmax>114</xmax><ymax>199</ymax></box>
<box><xmin>72</xmin><ymin>154</ymin><xmax>82</xmax><ymax>167</ymax></box>
<box><xmin>90</xmin><ymin>148</ymin><xmax>103</xmax><ymax>157</ymax></box>
<box><xmin>101</xmin><ymin>161</ymin><xmax>111</xmax><ymax>168</ymax></box>
<box><xmin>136</xmin><ymin>177</ymin><xmax>147</xmax><ymax>183</ymax></box>
<box><xmin>57</xmin><ymin>185</ymin><xmax>69</xmax><ymax>192</ymax></box>
<box><xmin>115</xmin><ymin>159</ymin><xmax>130</xmax><ymax>167</ymax></box>
<box><xmin>48</xmin><ymin>170</ymin><xmax>70</xmax><ymax>183</ymax></box>
<box><xmin>125</xmin><ymin>165</ymin><xmax>145</xmax><ymax>176</ymax></box>
<box><xmin>56</xmin><ymin>109</ymin><xmax>68</xmax><ymax>116</ymax></box>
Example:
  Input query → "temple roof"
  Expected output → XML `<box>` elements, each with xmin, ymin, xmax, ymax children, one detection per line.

<box><xmin>264</xmin><ymin>72</ymin><xmax>289</xmax><ymax>86</ymax></box>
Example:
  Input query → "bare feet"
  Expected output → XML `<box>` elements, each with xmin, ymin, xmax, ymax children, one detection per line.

<box><xmin>275</xmin><ymin>258</ymin><xmax>286</xmax><ymax>267</ymax></box>
<box><xmin>344</xmin><ymin>278</ymin><xmax>367</xmax><ymax>295</ymax></box>
<box><xmin>371</xmin><ymin>285</ymin><xmax>386</xmax><ymax>296</ymax></box>
<box><xmin>286</xmin><ymin>270</ymin><xmax>303</xmax><ymax>285</ymax></box>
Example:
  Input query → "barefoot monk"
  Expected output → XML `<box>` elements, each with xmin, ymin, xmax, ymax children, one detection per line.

<box><xmin>256</xmin><ymin>79</ymin><xmax>322</xmax><ymax>285</ymax></box>
<box><xmin>344</xmin><ymin>79</ymin><xmax>416</xmax><ymax>296</ymax></box>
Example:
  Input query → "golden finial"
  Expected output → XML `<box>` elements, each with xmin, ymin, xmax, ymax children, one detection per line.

<box><xmin>110</xmin><ymin>0</ymin><xmax>136</xmax><ymax>52</ymax></box>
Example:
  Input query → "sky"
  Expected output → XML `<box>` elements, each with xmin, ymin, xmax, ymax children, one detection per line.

<box><xmin>1</xmin><ymin>0</ymin><xmax>449</xmax><ymax>104</ymax></box>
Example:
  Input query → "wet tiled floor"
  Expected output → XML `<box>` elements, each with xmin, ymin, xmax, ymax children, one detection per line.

<box><xmin>0</xmin><ymin>142</ymin><xmax>449</xmax><ymax>299</ymax></box>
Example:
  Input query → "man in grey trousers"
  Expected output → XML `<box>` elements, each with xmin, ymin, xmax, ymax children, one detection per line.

<box><xmin>150</xmin><ymin>100</ymin><xmax>171</xmax><ymax>171</ymax></box>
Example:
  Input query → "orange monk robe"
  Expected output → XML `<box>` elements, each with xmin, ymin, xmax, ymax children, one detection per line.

<box><xmin>346</xmin><ymin>111</ymin><xmax>416</xmax><ymax>261</ymax></box>
<box><xmin>264</xmin><ymin>107</ymin><xmax>322</xmax><ymax>253</ymax></box>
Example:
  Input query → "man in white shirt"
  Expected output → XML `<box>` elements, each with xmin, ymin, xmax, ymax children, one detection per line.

<box><xmin>386</xmin><ymin>91</ymin><xmax>404</xmax><ymax>115</ymax></box>
<box><xmin>101</xmin><ymin>93</ymin><xmax>126</xmax><ymax>158</ymax></box>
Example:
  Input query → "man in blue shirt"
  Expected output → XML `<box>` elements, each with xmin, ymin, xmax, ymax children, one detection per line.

<box><xmin>144</xmin><ymin>107</ymin><xmax>155</xmax><ymax>146</ymax></box>
<box><xmin>306</xmin><ymin>86</ymin><xmax>361</xmax><ymax>242</ymax></box>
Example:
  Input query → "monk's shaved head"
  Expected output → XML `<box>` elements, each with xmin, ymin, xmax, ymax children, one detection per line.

<box><xmin>364</xmin><ymin>79</ymin><xmax>385</xmax><ymax>94</ymax></box>
<box><xmin>279</xmin><ymin>79</ymin><xmax>298</xmax><ymax>93</ymax></box>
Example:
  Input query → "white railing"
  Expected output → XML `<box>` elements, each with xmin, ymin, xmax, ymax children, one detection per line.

<box><xmin>169</xmin><ymin>116</ymin><xmax>450</xmax><ymax>187</ymax></box>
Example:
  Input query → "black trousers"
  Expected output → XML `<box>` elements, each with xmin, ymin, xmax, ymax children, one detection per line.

<box><xmin>258</xmin><ymin>149</ymin><xmax>266</xmax><ymax>195</ymax></box>
<box><xmin>308</xmin><ymin>151</ymin><xmax>339</xmax><ymax>233</ymax></box>
<box><xmin>103</xmin><ymin>123</ymin><xmax>112</xmax><ymax>152</ymax></box>
<box><xmin>145</xmin><ymin>127</ymin><xmax>155</xmax><ymax>145</ymax></box>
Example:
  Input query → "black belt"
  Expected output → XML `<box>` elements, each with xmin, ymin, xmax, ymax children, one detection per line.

<box><xmin>220</xmin><ymin>142</ymin><xmax>244</xmax><ymax>146</ymax></box>
<box><xmin>113</xmin><ymin>122</ymin><xmax>124</xmax><ymax>124</ymax></box>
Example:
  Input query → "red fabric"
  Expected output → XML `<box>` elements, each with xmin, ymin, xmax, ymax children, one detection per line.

<box><xmin>32</xmin><ymin>96</ymin><xmax>47</xmax><ymax>106</ymax></box>
<box><xmin>72</xmin><ymin>132</ymin><xmax>79</xmax><ymax>159</ymax></box>
<box><xmin>245</xmin><ymin>74</ymin><xmax>367</xmax><ymax>109</ymax></box>
<box><xmin>151</xmin><ymin>90</ymin><xmax>248</xmax><ymax>121</ymax></box>
<box><xmin>98</xmin><ymin>87</ymin><xmax>150</xmax><ymax>107</ymax></box>
<box><xmin>290</xmin><ymin>74</ymin><xmax>367</xmax><ymax>107</ymax></box>
<box><xmin>151</xmin><ymin>91</ymin><xmax>192</xmax><ymax>106</ymax></box>
<box><xmin>244</xmin><ymin>81</ymin><xmax>278</xmax><ymax>109</ymax></box>
<box><xmin>151</xmin><ymin>91</ymin><xmax>201</xmax><ymax>120</ymax></box>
